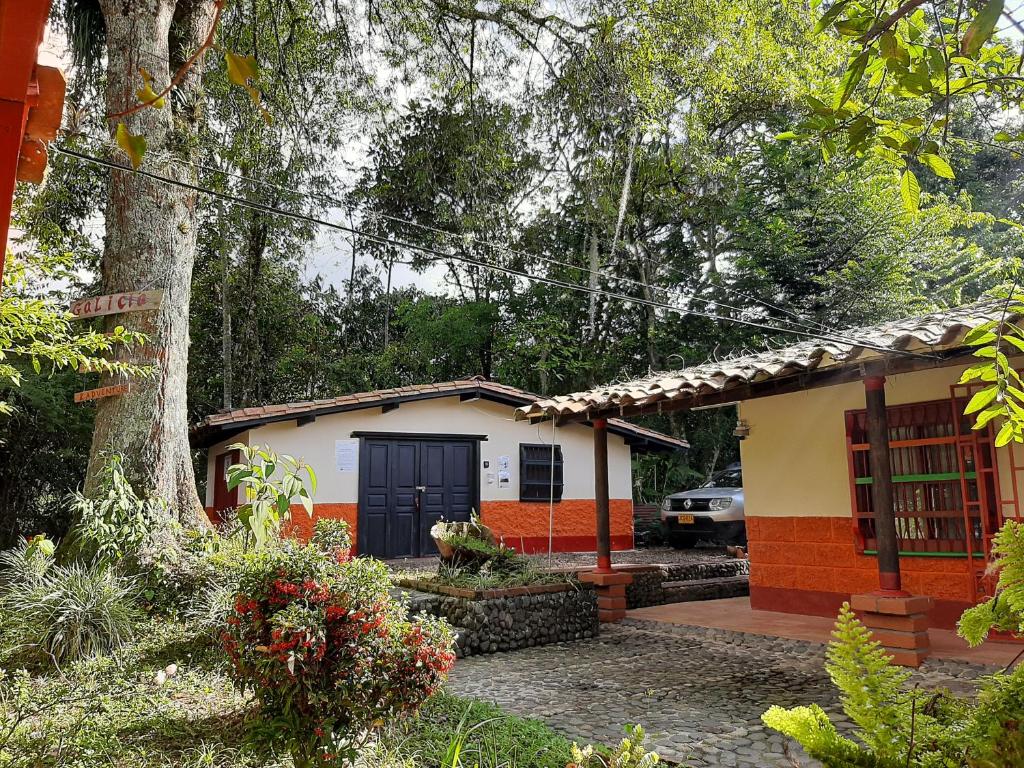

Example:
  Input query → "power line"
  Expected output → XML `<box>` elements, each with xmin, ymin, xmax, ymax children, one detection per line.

<box><xmin>54</xmin><ymin>144</ymin><xmax>937</xmax><ymax>360</ymax></box>
<box><xmin>71</xmin><ymin>132</ymin><xmax>867</xmax><ymax>342</ymax></box>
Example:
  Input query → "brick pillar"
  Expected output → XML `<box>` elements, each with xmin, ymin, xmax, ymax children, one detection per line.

<box><xmin>580</xmin><ymin>570</ymin><xmax>634</xmax><ymax>623</ymax></box>
<box><xmin>851</xmin><ymin>593</ymin><xmax>934</xmax><ymax>667</ymax></box>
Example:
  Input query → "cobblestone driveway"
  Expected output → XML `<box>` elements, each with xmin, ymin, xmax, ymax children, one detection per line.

<box><xmin>446</xmin><ymin>619</ymin><xmax>990</xmax><ymax>767</ymax></box>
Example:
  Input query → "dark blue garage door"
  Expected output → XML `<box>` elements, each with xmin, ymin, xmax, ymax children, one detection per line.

<box><xmin>358</xmin><ymin>438</ymin><xmax>477</xmax><ymax>558</ymax></box>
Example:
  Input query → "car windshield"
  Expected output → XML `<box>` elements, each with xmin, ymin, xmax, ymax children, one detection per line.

<box><xmin>702</xmin><ymin>469</ymin><xmax>741</xmax><ymax>488</ymax></box>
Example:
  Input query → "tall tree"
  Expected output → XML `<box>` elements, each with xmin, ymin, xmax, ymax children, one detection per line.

<box><xmin>74</xmin><ymin>0</ymin><xmax>217</xmax><ymax>523</ymax></box>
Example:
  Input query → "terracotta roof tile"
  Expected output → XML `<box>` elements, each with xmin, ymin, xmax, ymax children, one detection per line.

<box><xmin>194</xmin><ymin>379</ymin><xmax>687</xmax><ymax>451</ymax></box>
<box><xmin>515</xmin><ymin>301</ymin><xmax>1015</xmax><ymax>420</ymax></box>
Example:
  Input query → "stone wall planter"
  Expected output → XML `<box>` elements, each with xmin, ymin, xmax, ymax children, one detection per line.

<box><xmin>395</xmin><ymin>577</ymin><xmax>598</xmax><ymax>657</ymax></box>
<box><xmin>619</xmin><ymin>560</ymin><xmax>750</xmax><ymax>609</ymax></box>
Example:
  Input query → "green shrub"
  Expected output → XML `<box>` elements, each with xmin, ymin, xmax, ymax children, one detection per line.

<box><xmin>763</xmin><ymin>603</ymin><xmax>1024</xmax><ymax>768</ymax></box>
<box><xmin>311</xmin><ymin>518</ymin><xmax>352</xmax><ymax>562</ymax></box>
<box><xmin>225</xmin><ymin>443</ymin><xmax>317</xmax><ymax>548</ymax></box>
<box><xmin>959</xmin><ymin>520</ymin><xmax>1024</xmax><ymax>645</ymax></box>
<box><xmin>0</xmin><ymin>555</ymin><xmax>141</xmax><ymax>665</ymax></box>
<box><xmin>377</xmin><ymin>692</ymin><xmax>576</xmax><ymax>768</ymax></box>
<box><xmin>64</xmin><ymin>453</ymin><xmax>167</xmax><ymax>569</ymax></box>
<box><xmin>221</xmin><ymin>541</ymin><xmax>455</xmax><ymax>766</ymax></box>
<box><xmin>571</xmin><ymin>724</ymin><xmax>659</xmax><ymax>768</ymax></box>
<box><xmin>965</xmin><ymin>664</ymin><xmax>1024</xmax><ymax>768</ymax></box>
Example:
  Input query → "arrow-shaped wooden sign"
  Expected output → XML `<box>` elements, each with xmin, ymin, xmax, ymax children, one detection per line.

<box><xmin>70</xmin><ymin>290</ymin><xmax>163</xmax><ymax>319</ymax></box>
<box><xmin>74</xmin><ymin>384</ymin><xmax>129</xmax><ymax>403</ymax></box>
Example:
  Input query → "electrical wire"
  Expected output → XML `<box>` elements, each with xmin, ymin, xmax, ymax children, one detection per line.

<box><xmin>72</xmin><ymin>131</ymin><xmax>848</xmax><ymax>341</ymax></box>
<box><xmin>54</xmin><ymin>144</ymin><xmax>938</xmax><ymax>360</ymax></box>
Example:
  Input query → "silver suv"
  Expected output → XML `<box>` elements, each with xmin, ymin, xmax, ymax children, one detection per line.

<box><xmin>660</xmin><ymin>464</ymin><xmax>745</xmax><ymax>548</ymax></box>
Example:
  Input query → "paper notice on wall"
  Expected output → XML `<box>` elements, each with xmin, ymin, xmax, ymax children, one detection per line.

<box><xmin>498</xmin><ymin>468</ymin><xmax>511</xmax><ymax>486</ymax></box>
<box><xmin>335</xmin><ymin>439</ymin><xmax>358</xmax><ymax>472</ymax></box>
<box><xmin>498</xmin><ymin>455</ymin><xmax>510</xmax><ymax>471</ymax></box>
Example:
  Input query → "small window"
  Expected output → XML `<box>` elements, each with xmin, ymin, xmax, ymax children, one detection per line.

<box><xmin>520</xmin><ymin>443</ymin><xmax>563</xmax><ymax>502</ymax></box>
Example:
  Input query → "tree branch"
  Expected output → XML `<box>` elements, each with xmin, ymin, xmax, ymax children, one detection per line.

<box><xmin>106</xmin><ymin>0</ymin><xmax>225</xmax><ymax>120</ymax></box>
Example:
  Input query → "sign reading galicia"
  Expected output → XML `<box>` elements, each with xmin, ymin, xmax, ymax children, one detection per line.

<box><xmin>70</xmin><ymin>290</ymin><xmax>163</xmax><ymax>319</ymax></box>
<box><xmin>74</xmin><ymin>384</ymin><xmax>130</xmax><ymax>403</ymax></box>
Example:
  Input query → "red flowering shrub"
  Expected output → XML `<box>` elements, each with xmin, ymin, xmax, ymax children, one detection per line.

<box><xmin>221</xmin><ymin>543</ymin><xmax>454</xmax><ymax>766</ymax></box>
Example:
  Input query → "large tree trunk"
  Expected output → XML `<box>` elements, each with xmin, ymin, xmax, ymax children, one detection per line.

<box><xmin>238</xmin><ymin>214</ymin><xmax>268</xmax><ymax>406</ymax></box>
<box><xmin>86</xmin><ymin>0</ymin><xmax>215</xmax><ymax>528</ymax></box>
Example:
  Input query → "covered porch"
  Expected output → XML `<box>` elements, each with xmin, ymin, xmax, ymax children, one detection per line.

<box><xmin>516</xmin><ymin>303</ymin><xmax>1024</xmax><ymax>665</ymax></box>
<box><xmin>629</xmin><ymin>596</ymin><xmax>1021</xmax><ymax>667</ymax></box>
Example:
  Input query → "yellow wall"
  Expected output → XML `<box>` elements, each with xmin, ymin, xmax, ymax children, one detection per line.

<box><xmin>738</xmin><ymin>363</ymin><xmax>1022</xmax><ymax>520</ymax></box>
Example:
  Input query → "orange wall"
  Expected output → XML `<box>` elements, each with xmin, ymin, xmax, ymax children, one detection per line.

<box><xmin>281</xmin><ymin>503</ymin><xmax>359</xmax><ymax>542</ymax></box>
<box><xmin>208</xmin><ymin>499</ymin><xmax>632</xmax><ymax>555</ymax></box>
<box><xmin>480</xmin><ymin>498</ymin><xmax>634</xmax><ymax>553</ymax></box>
<box><xmin>748</xmin><ymin>516</ymin><xmax>975</xmax><ymax>628</ymax></box>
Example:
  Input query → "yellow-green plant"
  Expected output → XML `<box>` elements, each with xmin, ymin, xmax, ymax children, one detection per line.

<box><xmin>225</xmin><ymin>443</ymin><xmax>316</xmax><ymax>548</ymax></box>
<box><xmin>570</xmin><ymin>725</ymin><xmax>659</xmax><ymax>768</ymax></box>
<box><xmin>959</xmin><ymin>520</ymin><xmax>1024</xmax><ymax>645</ymax></box>
<box><xmin>763</xmin><ymin>595</ymin><xmax>1024</xmax><ymax>767</ymax></box>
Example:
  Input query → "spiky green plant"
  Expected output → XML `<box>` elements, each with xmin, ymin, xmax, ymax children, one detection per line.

<box><xmin>959</xmin><ymin>520</ymin><xmax>1024</xmax><ymax>647</ymax></box>
<box><xmin>571</xmin><ymin>724</ymin><xmax>659</xmax><ymax>768</ymax></box>
<box><xmin>763</xmin><ymin>604</ymin><xmax>968</xmax><ymax>768</ymax></box>
<box><xmin>0</xmin><ymin>559</ymin><xmax>140</xmax><ymax>664</ymax></box>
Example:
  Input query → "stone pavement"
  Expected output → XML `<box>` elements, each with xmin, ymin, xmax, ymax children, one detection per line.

<box><xmin>446</xmin><ymin>618</ymin><xmax>993</xmax><ymax>767</ymax></box>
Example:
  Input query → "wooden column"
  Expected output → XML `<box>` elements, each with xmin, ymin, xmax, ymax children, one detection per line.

<box><xmin>864</xmin><ymin>375</ymin><xmax>904</xmax><ymax>593</ymax></box>
<box><xmin>593</xmin><ymin>416</ymin><xmax>612</xmax><ymax>573</ymax></box>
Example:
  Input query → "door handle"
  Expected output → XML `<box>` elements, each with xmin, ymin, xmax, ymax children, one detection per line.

<box><xmin>416</xmin><ymin>485</ymin><xmax>427</xmax><ymax>492</ymax></box>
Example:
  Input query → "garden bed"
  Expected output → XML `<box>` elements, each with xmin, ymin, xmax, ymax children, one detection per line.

<box><xmin>621</xmin><ymin>559</ymin><xmax>750</xmax><ymax>608</ymax></box>
<box><xmin>397</xmin><ymin>578</ymin><xmax>599</xmax><ymax>657</ymax></box>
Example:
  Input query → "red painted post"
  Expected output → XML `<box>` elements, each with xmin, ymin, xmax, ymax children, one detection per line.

<box><xmin>593</xmin><ymin>417</ymin><xmax>612</xmax><ymax>573</ymax></box>
<box><xmin>864</xmin><ymin>375</ymin><xmax>906</xmax><ymax>594</ymax></box>
<box><xmin>0</xmin><ymin>0</ymin><xmax>55</xmax><ymax>277</ymax></box>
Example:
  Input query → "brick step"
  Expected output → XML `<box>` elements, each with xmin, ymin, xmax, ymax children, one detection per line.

<box><xmin>660</xmin><ymin>575</ymin><xmax>749</xmax><ymax>604</ymax></box>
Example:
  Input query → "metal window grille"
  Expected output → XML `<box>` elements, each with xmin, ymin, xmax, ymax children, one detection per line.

<box><xmin>845</xmin><ymin>398</ymin><xmax>996</xmax><ymax>556</ymax></box>
<box><xmin>520</xmin><ymin>443</ymin><xmax>563</xmax><ymax>502</ymax></box>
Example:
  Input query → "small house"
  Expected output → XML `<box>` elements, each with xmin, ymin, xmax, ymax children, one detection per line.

<box><xmin>192</xmin><ymin>380</ymin><xmax>686</xmax><ymax>558</ymax></box>
<box><xmin>516</xmin><ymin>303</ymin><xmax>1024</xmax><ymax>630</ymax></box>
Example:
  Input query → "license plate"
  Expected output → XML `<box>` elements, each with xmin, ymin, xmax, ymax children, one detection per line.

<box><xmin>677</xmin><ymin>514</ymin><xmax>695</xmax><ymax>525</ymax></box>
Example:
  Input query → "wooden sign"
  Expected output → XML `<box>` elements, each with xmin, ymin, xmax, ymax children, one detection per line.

<box><xmin>74</xmin><ymin>384</ymin><xmax>129</xmax><ymax>403</ymax></box>
<box><xmin>70</xmin><ymin>290</ymin><xmax>163</xmax><ymax>319</ymax></box>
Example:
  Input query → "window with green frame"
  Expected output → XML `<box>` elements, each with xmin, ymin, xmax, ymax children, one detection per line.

<box><xmin>845</xmin><ymin>398</ymin><xmax>991</xmax><ymax>556</ymax></box>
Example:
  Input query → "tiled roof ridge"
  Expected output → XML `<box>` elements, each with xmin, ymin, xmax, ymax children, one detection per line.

<box><xmin>193</xmin><ymin>379</ymin><xmax>689</xmax><ymax>449</ymax></box>
<box><xmin>515</xmin><ymin>300</ymin><xmax>1017</xmax><ymax>420</ymax></box>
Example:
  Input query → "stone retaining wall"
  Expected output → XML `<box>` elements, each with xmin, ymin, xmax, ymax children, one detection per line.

<box><xmin>397</xmin><ymin>579</ymin><xmax>599</xmax><ymax>657</ymax></box>
<box><xmin>625</xmin><ymin>560</ymin><xmax>750</xmax><ymax>608</ymax></box>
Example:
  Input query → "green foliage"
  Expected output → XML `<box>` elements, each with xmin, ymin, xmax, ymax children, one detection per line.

<box><xmin>965</xmin><ymin>664</ymin><xmax>1024</xmax><ymax>768</ymax></box>
<box><xmin>824</xmin><ymin>605</ymin><xmax>917</xmax><ymax>760</ymax></box>
<box><xmin>764</xmin><ymin>602</ymin><xmax>1024</xmax><ymax>767</ymax></box>
<box><xmin>571</xmin><ymin>724</ymin><xmax>659</xmax><ymax>768</ymax></box>
<box><xmin>958</xmin><ymin>293</ymin><xmax>1024</xmax><ymax>445</ymax></box>
<box><xmin>0</xmin><ymin>614</ymin><xmax>582</xmax><ymax>768</ymax></box>
<box><xmin>65</xmin><ymin>453</ymin><xmax>167</xmax><ymax>569</ymax></box>
<box><xmin>0</xmin><ymin>248</ymin><xmax>148</xmax><ymax>415</ymax></box>
<box><xmin>221</xmin><ymin>541</ymin><xmax>455</xmax><ymax>766</ymax></box>
<box><xmin>225</xmin><ymin>443</ymin><xmax>317</xmax><ymax>548</ymax></box>
<box><xmin>310</xmin><ymin>518</ymin><xmax>352</xmax><ymax>562</ymax></box>
<box><xmin>959</xmin><ymin>520</ymin><xmax>1024</xmax><ymax>645</ymax></box>
<box><xmin>787</xmin><ymin>0</ymin><xmax>1023</xmax><ymax>211</ymax></box>
<box><xmin>0</xmin><ymin>548</ymin><xmax>140</xmax><ymax>666</ymax></box>
<box><xmin>762</xmin><ymin>704</ymin><xmax>872</xmax><ymax>766</ymax></box>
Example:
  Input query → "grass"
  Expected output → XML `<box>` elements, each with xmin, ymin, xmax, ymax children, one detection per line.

<box><xmin>425</xmin><ymin>560</ymin><xmax>576</xmax><ymax>591</ymax></box>
<box><xmin>0</xmin><ymin>618</ymin><xmax>583</xmax><ymax>768</ymax></box>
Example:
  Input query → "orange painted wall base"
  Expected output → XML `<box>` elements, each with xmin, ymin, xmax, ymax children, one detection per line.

<box><xmin>206</xmin><ymin>498</ymin><xmax>634</xmax><ymax>556</ymax></box>
<box><xmin>206</xmin><ymin>503</ymin><xmax>359</xmax><ymax>545</ymax></box>
<box><xmin>748</xmin><ymin>515</ymin><xmax>977</xmax><ymax>630</ymax></box>
<box><xmin>480</xmin><ymin>499</ymin><xmax>634</xmax><ymax>554</ymax></box>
